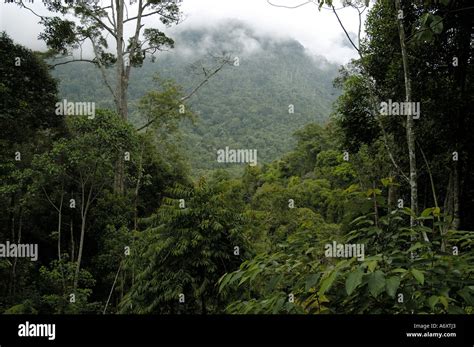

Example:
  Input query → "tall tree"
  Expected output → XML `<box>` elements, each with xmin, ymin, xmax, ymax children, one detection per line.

<box><xmin>394</xmin><ymin>0</ymin><xmax>425</xmax><ymax>240</ymax></box>
<box><xmin>14</xmin><ymin>0</ymin><xmax>181</xmax><ymax>193</ymax></box>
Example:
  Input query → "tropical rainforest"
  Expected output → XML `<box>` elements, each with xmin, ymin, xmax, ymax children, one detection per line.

<box><xmin>0</xmin><ymin>0</ymin><xmax>473</xmax><ymax>317</ymax></box>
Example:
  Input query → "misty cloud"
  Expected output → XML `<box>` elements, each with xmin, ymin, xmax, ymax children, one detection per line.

<box><xmin>0</xmin><ymin>0</ymin><xmax>366</xmax><ymax>65</ymax></box>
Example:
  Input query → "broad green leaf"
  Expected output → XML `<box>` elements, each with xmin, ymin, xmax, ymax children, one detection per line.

<box><xmin>420</xmin><ymin>13</ymin><xmax>431</xmax><ymax>26</ymax></box>
<box><xmin>218</xmin><ymin>274</ymin><xmax>232</xmax><ymax>293</ymax></box>
<box><xmin>345</xmin><ymin>269</ymin><xmax>364</xmax><ymax>295</ymax></box>
<box><xmin>367</xmin><ymin>260</ymin><xmax>378</xmax><ymax>273</ymax></box>
<box><xmin>419</xmin><ymin>30</ymin><xmax>434</xmax><ymax>42</ymax></box>
<box><xmin>411</xmin><ymin>268</ymin><xmax>424</xmax><ymax>285</ymax></box>
<box><xmin>350</xmin><ymin>215</ymin><xmax>370</xmax><ymax>225</ymax></box>
<box><xmin>402</xmin><ymin>207</ymin><xmax>417</xmax><ymax>218</ymax></box>
<box><xmin>428</xmin><ymin>295</ymin><xmax>439</xmax><ymax>310</ymax></box>
<box><xmin>439</xmin><ymin>296</ymin><xmax>449</xmax><ymax>310</ymax></box>
<box><xmin>457</xmin><ymin>287</ymin><xmax>474</xmax><ymax>306</ymax></box>
<box><xmin>381</xmin><ymin>177</ymin><xmax>391</xmax><ymax>187</ymax></box>
<box><xmin>368</xmin><ymin>270</ymin><xmax>386</xmax><ymax>298</ymax></box>
<box><xmin>305</xmin><ymin>273</ymin><xmax>321</xmax><ymax>291</ymax></box>
<box><xmin>318</xmin><ymin>270</ymin><xmax>338</xmax><ymax>296</ymax></box>
<box><xmin>407</xmin><ymin>242</ymin><xmax>425</xmax><ymax>253</ymax></box>
<box><xmin>430</xmin><ymin>15</ymin><xmax>443</xmax><ymax>34</ymax></box>
<box><xmin>385</xmin><ymin>276</ymin><xmax>400</xmax><ymax>298</ymax></box>
<box><xmin>266</xmin><ymin>274</ymin><xmax>282</xmax><ymax>293</ymax></box>
<box><xmin>229</xmin><ymin>271</ymin><xmax>244</xmax><ymax>285</ymax></box>
<box><xmin>344</xmin><ymin>184</ymin><xmax>359</xmax><ymax>194</ymax></box>
<box><xmin>273</xmin><ymin>297</ymin><xmax>285</xmax><ymax>314</ymax></box>
<box><xmin>421</xmin><ymin>207</ymin><xmax>434</xmax><ymax>217</ymax></box>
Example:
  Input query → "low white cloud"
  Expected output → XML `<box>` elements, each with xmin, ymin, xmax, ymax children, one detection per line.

<box><xmin>175</xmin><ymin>0</ymin><xmax>365</xmax><ymax>64</ymax></box>
<box><xmin>0</xmin><ymin>0</ymin><xmax>366</xmax><ymax>64</ymax></box>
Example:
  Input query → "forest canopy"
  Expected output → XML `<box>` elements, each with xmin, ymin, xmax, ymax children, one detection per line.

<box><xmin>0</xmin><ymin>0</ymin><xmax>473</xmax><ymax>318</ymax></box>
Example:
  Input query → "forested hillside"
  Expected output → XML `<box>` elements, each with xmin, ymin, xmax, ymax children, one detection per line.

<box><xmin>0</xmin><ymin>0</ymin><xmax>473</xmax><ymax>319</ymax></box>
<box><xmin>52</xmin><ymin>21</ymin><xmax>339</xmax><ymax>176</ymax></box>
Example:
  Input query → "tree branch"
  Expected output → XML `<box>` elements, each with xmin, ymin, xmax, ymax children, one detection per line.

<box><xmin>87</xmin><ymin>10</ymin><xmax>118</xmax><ymax>39</ymax></box>
<box><xmin>111</xmin><ymin>0</ymin><xmax>117</xmax><ymax>29</ymax></box>
<box><xmin>42</xmin><ymin>186</ymin><xmax>60</xmax><ymax>213</ymax></box>
<box><xmin>266</xmin><ymin>0</ymin><xmax>313</xmax><ymax>9</ymax></box>
<box><xmin>18</xmin><ymin>0</ymin><xmax>45</xmax><ymax>20</ymax></box>
<box><xmin>331</xmin><ymin>4</ymin><xmax>360</xmax><ymax>53</ymax></box>
<box><xmin>89</xmin><ymin>37</ymin><xmax>117</xmax><ymax>101</ymax></box>
<box><xmin>125</xmin><ymin>0</ymin><xmax>144</xmax><ymax>80</ymax></box>
<box><xmin>50</xmin><ymin>59</ymin><xmax>96</xmax><ymax>68</ymax></box>
<box><xmin>135</xmin><ymin>103</ymin><xmax>174</xmax><ymax>132</ymax></box>
<box><xmin>124</xmin><ymin>4</ymin><xmax>178</xmax><ymax>24</ymax></box>
<box><xmin>180</xmin><ymin>58</ymin><xmax>230</xmax><ymax>103</ymax></box>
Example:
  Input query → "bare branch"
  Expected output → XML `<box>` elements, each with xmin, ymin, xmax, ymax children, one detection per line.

<box><xmin>50</xmin><ymin>59</ymin><xmax>96</xmax><ymax>68</ymax></box>
<box><xmin>42</xmin><ymin>187</ymin><xmax>60</xmax><ymax>213</ymax></box>
<box><xmin>124</xmin><ymin>8</ymin><xmax>177</xmax><ymax>24</ymax></box>
<box><xmin>136</xmin><ymin>55</ymin><xmax>232</xmax><ymax>132</ymax></box>
<box><xmin>353</xmin><ymin>3</ymin><xmax>366</xmax><ymax>48</ymax></box>
<box><xmin>125</xmin><ymin>0</ymin><xmax>144</xmax><ymax>80</ymax></box>
<box><xmin>266</xmin><ymin>0</ymin><xmax>314</xmax><ymax>9</ymax></box>
<box><xmin>103</xmin><ymin>6</ymin><xmax>117</xmax><ymax>31</ymax></box>
<box><xmin>103</xmin><ymin>261</ymin><xmax>123</xmax><ymax>314</ymax></box>
<box><xmin>331</xmin><ymin>4</ymin><xmax>360</xmax><ymax>53</ymax></box>
<box><xmin>136</xmin><ymin>103</ymin><xmax>173</xmax><ymax>132</ymax></box>
<box><xmin>89</xmin><ymin>37</ymin><xmax>117</xmax><ymax>101</ymax></box>
<box><xmin>180</xmin><ymin>57</ymin><xmax>231</xmax><ymax>102</ymax></box>
<box><xmin>86</xmin><ymin>10</ymin><xmax>118</xmax><ymax>39</ymax></box>
<box><xmin>111</xmin><ymin>0</ymin><xmax>117</xmax><ymax>29</ymax></box>
<box><xmin>17</xmin><ymin>0</ymin><xmax>45</xmax><ymax>19</ymax></box>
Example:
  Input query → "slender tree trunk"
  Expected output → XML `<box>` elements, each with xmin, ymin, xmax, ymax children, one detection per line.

<box><xmin>387</xmin><ymin>172</ymin><xmax>397</xmax><ymax>213</ymax></box>
<box><xmin>8</xmin><ymin>204</ymin><xmax>16</xmax><ymax>297</ymax></box>
<box><xmin>56</xmin><ymin>190</ymin><xmax>66</xmax><ymax>292</ymax></box>
<box><xmin>133</xmin><ymin>143</ymin><xmax>145</xmax><ymax>230</ymax></box>
<box><xmin>452</xmin><ymin>163</ymin><xmax>460</xmax><ymax>229</ymax></box>
<box><xmin>73</xmin><ymin>213</ymin><xmax>87</xmax><ymax>291</ymax></box>
<box><xmin>451</xmin><ymin>3</ymin><xmax>470</xmax><ymax>230</ymax></box>
<box><xmin>57</xmin><ymin>190</ymin><xmax>64</xmax><ymax>261</ymax></box>
<box><xmin>373</xmin><ymin>181</ymin><xmax>379</xmax><ymax>227</ymax></box>
<box><xmin>70</xmin><ymin>218</ymin><xmax>75</xmax><ymax>263</ymax></box>
<box><xmin>113</xmin><ymin>0</ymin><xmax>127</xmax><ymax>194</ymax></box>
<box><xmin>74</xmin><ymin>184</ymin><xmax>92</xmax><ymax>291</ymax></box>
<box><xmin>394</xmin><ymin>0</ymin><xmax>428</xmax><ymax>243</ymax></box>
<box><xmin>441</xmin><ymin>172</ymin><xmax>453</xmax><ymax>252</ymax></box>
<box><xmin>443</xmin><ymin>172</ymin><xmax>453</xmax><ymax>216</ymax></box>
<box><xmin>115</xmin><ymin>0</ymin><xmax>126</xmax><ymax>120</ymax></box>
<box><xmin>114</xmin><ymin>158</ymin><xmax>125</xmax><ymax>194</ymax></box>
<box><xmin>7</xmin><ymin>193</ymin><xmax>15</xmax><ymax>243</ymax></box>
<box><xmin>11</xmin><ymin>207</ymin><xmax>22</xmax><ymax>297</ymax></box>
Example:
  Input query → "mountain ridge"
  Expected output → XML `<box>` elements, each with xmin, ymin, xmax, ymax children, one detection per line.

<box><xmin>52</xmin><ymin>21</ymin><xmax>341</xmax><ymax>175</ymax></box>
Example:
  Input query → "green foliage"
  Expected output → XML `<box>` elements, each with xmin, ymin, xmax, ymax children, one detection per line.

<box><xmin>136</xmin><ymin>77</ymin><xmax>195</xmax><ymax>135</ymax></box>
<box><xmin>220</xmin><ymin>208</ymin><xmax>473</xmax><ymax>314</ymax></box>
<box><xmin>333</xmin><ymin>72</ymin><xmax>380</xmax><ymax>152</ymax></box>
<box><xmin>37</xmin><ymin>258</ymin><xmax>100</xmax><ymax>314</ymax></box>
<box><xmin>2</xmin><ymin>0</ymin><xmax>473</xmax><ymax>317</ymax></box>
<box><xmin>0</xmin><ymin>32</ymin><xmax>63</xmax><ymax>145</ymax></box>
<box><xmin>120</xmin><ymin>178</ymin><xmax>249</xmax><ymax>314</ymax></box>
<box><xmin>52</xmin><ymin>22</ymin><xmax>340</xmax><ymax>177</ymax></box>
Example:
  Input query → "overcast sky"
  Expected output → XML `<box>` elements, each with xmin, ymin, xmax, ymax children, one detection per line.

<box><xmin>0</xmin><ymin>0</ymin><xmax>367</xmax><ymax>65</ymax></box>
